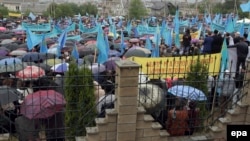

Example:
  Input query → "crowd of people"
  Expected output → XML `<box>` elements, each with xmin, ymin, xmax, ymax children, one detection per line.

<box><xmin>0</xmin><ymin>15</ymin><xmax>249</xmax><ymax>140</ymax></box>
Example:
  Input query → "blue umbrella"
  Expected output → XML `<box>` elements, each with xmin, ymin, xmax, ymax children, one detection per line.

<box><xmin>0</xmin><ymin>58</ymin><xmax>22</xmax><ymax>65</ymax></box>
<box><xmin>51</xmin><ymin>63</ymin><xmax>69</xmax><ymax>73</ymax></box>
<box><xmin>0</xmin><ymin>57</ymin><xmax>26</xmax><ymax>73</ymax></box>
<box><xmin>168</xmin><ymin>85</ymin><xmax>207</xmax><ymax>101</ymax></box>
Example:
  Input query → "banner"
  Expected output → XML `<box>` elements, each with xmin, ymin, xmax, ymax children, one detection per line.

<box><xmin>35</xmin><ymin>28</ymin><xmax>59</xmax><ymax>39</ymax></box>
<box><xmin>21</xmin><ymin>22</ymin><xmax>51</xmax><ymax>31</ymax></box>
<box><xmin>137</xmin><ymin>25</ymin><xmax>156</xmax><ymax>35</ymax></box>
<box><xmin>8</xmin><ymin>12</ymin><xmax>22</xmax><ymax>17</ymax></box>
<box><xmin>130</xmin><ymin>54</ymin><xmax>221</xmax><ymax>79</ymax></box>
<box><xmin>80</xmin><ymin>25</ymin><xmax>99</xmax><ymax>33</ymax></box>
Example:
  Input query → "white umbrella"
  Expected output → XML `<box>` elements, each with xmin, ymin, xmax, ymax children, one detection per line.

<box><xmin>138</xmin><ymin>84</ymin><xmax>164</xmax><ymax>110</ymax></box>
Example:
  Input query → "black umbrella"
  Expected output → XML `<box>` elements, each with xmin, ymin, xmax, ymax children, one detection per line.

<box><xmin>0</xmin><ymin>34</ymin><xmax>12</xmax><ymax>39</ymax></box>
<box><xmin>0</xmin><ymin>47</ymin><xmax>10</xmax><ymax>52</ymax></box>
<box><xmin>0</xmin><ymin>85</ymin><xmax>21</xmax><ymax>106</ymax></box>
<box><xmin>124</xmin><ymin>49</ymin><xmax>148</xmax><ymax>58</ymax></box>
<box><xmin>78</xmin><ymin>48</ymin><xmax>95</xmax><ymax>57</ymax></box>
<box><xmin>19</xmin><ymin>43</ymin><xmax>28</xmax><ymax>49</ymax></box>
<box><xmin>22</xmin><ymin>52</ymin><xmax>46</xmax><ymax>62</ymax></box>
<box><xmin>3</xmin><ymin>43</ymin><xmax>20</xmax><ymax>51</ymax></box>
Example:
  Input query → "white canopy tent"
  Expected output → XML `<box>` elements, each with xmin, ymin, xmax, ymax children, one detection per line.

<box><xmin>237</xmin><ymin>18</ymin><xmax>250</xmax><ymax>24</ymax></box>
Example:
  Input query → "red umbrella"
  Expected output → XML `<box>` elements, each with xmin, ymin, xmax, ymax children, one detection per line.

<box><xmin>16</xmin><ymin>66</ymin><xmax>45</xmax><ymax>80</ymax></box>
<box><xmin>20</xmin><ymin>90</ymin><xmax>66</xmax><ymax>119</ymax></box>
<box><xmin>0</xmin><ymin>27</ymin><xmax>6</xmax><ymax>32</ymax></box>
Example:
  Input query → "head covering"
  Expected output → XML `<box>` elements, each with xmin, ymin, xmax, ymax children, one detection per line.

<box><xmin>235</xmin><ymin>32</ymin><xmax>240</xmax><ymax>35</ymax></box>
<box><xmin>224</xmin><ymin>69</ymin><xmax>230</xmax><ymax>75</ymax></box>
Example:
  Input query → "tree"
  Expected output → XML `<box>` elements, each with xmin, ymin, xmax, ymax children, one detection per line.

<box><xmin>64</xmin><ymin>61</ymin><xmax>96</xmax><ymax>140</ymax></box>
<box><xmin>0</xmin><ymin>5</ymin><xmax>8</xmax><ymax>17</ymax></box>
<box><xmin>44</xmin><ymin>2</ymin><xmax>58</xmax><ymax>17</ymax></box>
<box><xmin>43</xmin><ymin>2</ymin><xmax>98</xmax><ymax>18</ymax></box>
<box><xmin>185</xmin><ymin>56</ymin><xmax>209</xmax><ymax>131</ymax></box>
<box><xmin>128</xmin><ymin>0</ymin><xmax>148</xmax><ymax>19</ymax></box>
<box><xmin>79</xmin><ymin>3</ymin><xmax>98</xmax><ymax>16</ymax></box>
<box><xmin>23</xmin><ymin>9</ymin><xmax>31</xmax><ymax>17</ymax></box>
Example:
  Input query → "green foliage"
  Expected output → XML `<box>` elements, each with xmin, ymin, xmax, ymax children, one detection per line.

<box><xmin>168</xmin><ymin>5</ymin><xmax>176</xmax><ymax>15</ymax></box>
<box><xmin>79</xmin><ymin>3</ymin><xmax>98</xmax><ymax>16</ymax></box>
<box><xmin>43</xmin><ymin>2</ymin><xmax>98</xmax><ymax>18</ymax></box>
<box><xmin>23</xmin><ymin>9</ymin><xmax>31</xmax><ymax>17</ymax></box>
<box><xmin>185</xmin><ymin>57</ymin><xmax>208</xmax><ymax>94</ymax></box>
<box><xmin>128</xmin><ymin>0</ymin><xmax>148</xmax><ymax>19</ymax></box>
<box><xmin>64</xmin><ymin>62</ymin><xmax>96</xmax><ymax>139</ymax></box>
<box><xmin>185</xmin><ymin>56</ymin><xmax>209</xmax><ymax>131</ymax></box>
<box><xmin>0</xmin><ymin>5</ymin><xmax>9</xmax><ymax>17</ymax></box>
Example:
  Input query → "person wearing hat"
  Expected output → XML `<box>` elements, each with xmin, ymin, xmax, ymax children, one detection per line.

<box><xmin>217</xmin><ymin>70</ymin><xmax>235</xmax><ymax>114</ymax></box>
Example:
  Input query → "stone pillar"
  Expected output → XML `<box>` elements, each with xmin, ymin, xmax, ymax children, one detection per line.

<box><xmin>115</xmin><ymin>60</ymin><xmax>140</xmax><ymax>141</ymax></box>
<box><xmin>241</xmin><ymin>59</ymin><xmax>250</xmax><ymax>105</ymax></box>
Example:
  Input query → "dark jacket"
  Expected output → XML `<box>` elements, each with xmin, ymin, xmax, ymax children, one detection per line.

<box><xmin>15</xmin><ymin>116</ymin><xmax>40</xmax><ymax>141</ymax></box>
<box><xmin>211</xmin><ymin>34</ymin><xmax>223</xmax><ymax>53</ymax></box>
<box><xmin>228</xmin><ymin>41</ymin><xmax>249</xmax><ymax>59</ymax></box>
<box><xmin>234</xmin><ymin>36</ymin><xmax>241</xmax><ymax>44</ymax></box>
<box><xmin>182</xmin><ymin>33</ymin><xmax>191</xmax><ymax>47</ymax></box>
<box><xmin>203</xmin><ymin>36</ymin><xmax>213</xmax><ymax>53</ymax></box>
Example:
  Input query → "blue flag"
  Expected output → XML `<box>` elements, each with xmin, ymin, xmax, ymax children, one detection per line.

<box><xmin>240</xmin><ymin>1</ymin><xmax>250</xmax><ymax>12</ymax></box>
<box><xmin>96</xmin><ymin>25</ymin><xmax>108</xmax><ymax>64</ymax></box>
<box><xmin>132</xmin><ymin>27</ymin><xmax>139</xmax><ymax>38</ymax></box>
<box><xmin>174</xmin><ymin>9</ymin><xmax>180</xmax><ymax>48</ymax></box>
<box><xmin>152</xmin><ymin>26</ymin><xmax>160</xmax><ymax>57</ymax></box>
<box><xmin>29</xmin><ymin>12</ymin><xmax>36</xmax><ymax>21</ymax></box>
<box><xmin>145</xmin><ymin>36</ymin><xmax>152</xmax><ymax>50</ymax></box>
<box><xmin>26</xmin><ymin>28</ymin><xmax>41</xmax><ymax>51</ymax></box>
<box><xmin>58</xmin><ymin>30</ymin><xmax>67</xmax><ymax>49</ymax></box>
<box><xmin>120</xmin><ymin>31</ymin><xmax>126</xmax><ymax>54</ymax></box>
<box><xmin>39</xmin><ymin>34</ymin><xmax>48</xmax><ymax>53</ymax></box>
<box><xmin>239</xmin><ymin>22</ymin><xmax>245</xmax><ymax>37</ymax></box>
<box><xmin>165</xmin><ymin>29</ymin><xmax>172</xmax><ymax>47</ymax></box>
<box><xmin>219</xmin><ymin>38</ymin><xmax>228</xmax><ymax>80</ymax></box>
<box><xmin>126</xmin><ymin>21</ymin><xmax>132</xmax><ymax>36</ymax></box>
<box><xmin>104</xmin><ymin>34</ymin><xmax>110</xmax><ymax>55</ymax></box>
<box><xmin>225</xmin><ymin>16</ymin><xmax>234</xmax><ymax>33</ymax></box>
<box><xmin>71</xmin><ymin>43</ymin><xmax>79</xmax><ymax>60</ymax></box>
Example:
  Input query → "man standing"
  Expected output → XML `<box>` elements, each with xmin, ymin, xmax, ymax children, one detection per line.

<box><xmin>203</xmin><ymin>31</ymin><xmax>213</xmax><ymax>54</ymax></box>
<box><xmin>228</xmin><ymin>37</ymin><xmax>249</xmax><ymax>76</ymax></box>
<box><xmin>182</xmin><ymin>29</ymin><xmax>192</xmax><ymax>55</ymax></box>
<box><xmin>211</xmin><ymin>30</ymin><xmax>223</xmax><ymax>53</ymax></box>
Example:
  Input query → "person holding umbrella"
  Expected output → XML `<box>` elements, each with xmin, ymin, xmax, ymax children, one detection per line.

<box><xmin>0</xmin><ymin>78</ymin><xmax>21</xmax><ymax>134</ymax></box>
